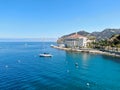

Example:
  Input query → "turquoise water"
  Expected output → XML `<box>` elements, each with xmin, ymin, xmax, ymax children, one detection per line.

<box><xmin>0</xmin><ymin>42</ymin><xmax>120</xmax><ymax>90</ymax></box>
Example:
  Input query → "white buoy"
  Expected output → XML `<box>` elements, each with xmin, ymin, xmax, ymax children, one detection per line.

<box><xmin>5</xmin><ymin>65</ymin><xmax>8</xmax><ymax>68</ymax></box>
<box><xmin>75</xmin><ymin>62</ymin><xmax>79</xmax><ymax>66</ymax></box>
<box><xmin>87</xmin><ymin>83</ymin><xmax>90</xmax><ymax>86</ymax></box>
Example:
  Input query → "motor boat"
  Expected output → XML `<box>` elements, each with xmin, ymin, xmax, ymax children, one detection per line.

<box><xmin>50</xmin><ymin>44</ymin><xmax>54</xmax><ymax>47</ymax></box>
<box><xmin>39</xmin><ymin>53</ymin><xmax>53</xmax><ymax>57</ymax></box>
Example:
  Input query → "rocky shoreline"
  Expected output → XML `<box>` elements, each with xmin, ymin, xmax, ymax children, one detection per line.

<box><xmin>51</xmin><ymin>45</ymin><xmax>120</xmax><ymax>58</ymax></box>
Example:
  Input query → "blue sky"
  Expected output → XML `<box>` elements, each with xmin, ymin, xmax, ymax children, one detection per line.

<box><xmin>0</xmin><ymin>0</ymin><xmax>120</xmax><ymax>38</ymax></box>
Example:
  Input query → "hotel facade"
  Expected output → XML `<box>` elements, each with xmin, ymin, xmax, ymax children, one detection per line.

<box><xmin>63</xmin><ymin>33</ymin><xmax>88</xmax><ymax>48</ymax></box>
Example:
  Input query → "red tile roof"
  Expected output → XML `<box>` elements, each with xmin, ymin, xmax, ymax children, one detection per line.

<box><xmin>66</xmin><ymin>33</ymin><xmax>86</xmax><ymax>39</ymax></box>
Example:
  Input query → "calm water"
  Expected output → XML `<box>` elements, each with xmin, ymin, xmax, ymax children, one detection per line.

<box><xmin>0</xmin><ymin>42</ymin><xmax>120</xmax><ymax>90</ymax></box>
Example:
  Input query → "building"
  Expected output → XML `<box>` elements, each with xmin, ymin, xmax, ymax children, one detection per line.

<box><xmin>58</xmin><ymin>44</ymin><xmax>65</xmax><ymax>48</ymax></box>
<box><xmin>64</xmin><ymin>33</ymin><xmax>87</xmax><ymax>48</ymax></box>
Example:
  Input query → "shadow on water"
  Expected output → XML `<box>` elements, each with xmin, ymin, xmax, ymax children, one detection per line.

<box><xmin>102</xmin><ymin>55</ymin><xmax>120</xmax><ymax>64</ymax></box>
<box><xmin>66</xmin><ymin>51</ymin><xmax>120</xmax><ymax>65</ymax></box>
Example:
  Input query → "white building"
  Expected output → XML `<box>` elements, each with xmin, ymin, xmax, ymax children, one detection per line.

<box><xmin>64</xmin><ymin>33</ymin><xmax>87</xmax><ymax>48</ymax></box>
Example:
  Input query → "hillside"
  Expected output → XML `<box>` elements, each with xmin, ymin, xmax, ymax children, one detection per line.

<box><xmin>57</xmin><ymin>31</ymin><xmax>90</xmax><ymax>43</ymax></box>
<box><xmin>109</xmin><ymin>34</ymin><xmax>120</xmax><ymax>46</ymax></box>
<box><xmin>57</xmin><ymin>29</ymin><xmax>120</xmax><ymax>43</ymax></box>
<box><xmin>61</xmin><ymin>31</ymin><xmax>90</xmax><ymax>38</ymax></box>
<box><xmin>91</xmin><ymin>29</ymin><xmax>120</xmax><ymax>40</ymax></box>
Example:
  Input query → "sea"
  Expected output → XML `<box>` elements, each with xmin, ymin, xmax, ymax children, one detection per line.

<box><xmin>0</xmin><ymin>42</ymin><xmax>120</xmax><ymax>90</ymax></box>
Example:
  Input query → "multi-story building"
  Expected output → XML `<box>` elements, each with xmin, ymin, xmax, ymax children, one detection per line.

<box><xmin>64</xmin><ymin>33</ymin><xmax>87</xmax><ymax>48</ymax></box>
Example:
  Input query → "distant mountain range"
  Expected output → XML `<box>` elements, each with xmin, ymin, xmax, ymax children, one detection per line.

<box><xmin>58</xmin><ymin>29</ymin><xmax>120</xmax><ymax>43</ymax></box>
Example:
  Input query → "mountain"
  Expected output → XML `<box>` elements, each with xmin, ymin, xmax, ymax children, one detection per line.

<box><xmin>57</xmin><ymin>31</ymin><xmax>90</xmax><ymax>43</ymax></box>
<box><xmin>91</xmin><ymin>29</ymin><xmax>120</xmax><ymax>40</ymax></box>
<box><xmin>57</xmin><ymin>29</ymin><xmax>120</xmax><ymax>43</ymax></box>
<box><xmin>61</xmin><ymin>31</ymin><xmax>90</xmax><ymax>38</ymax></box>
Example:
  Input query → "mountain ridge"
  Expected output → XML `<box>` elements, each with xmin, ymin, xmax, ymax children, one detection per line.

<box><xmin>57</xmin><ymin>29</ymin><xmax>120</xmax><ymax>43</ymax></box>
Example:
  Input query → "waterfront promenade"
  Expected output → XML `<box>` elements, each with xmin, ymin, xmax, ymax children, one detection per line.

<box><xmin>51</xmin><ymin>45</ymin><xmax>120</xmax><ymax>58</ymax></box>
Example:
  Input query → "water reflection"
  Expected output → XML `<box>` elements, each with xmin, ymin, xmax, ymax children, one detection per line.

<box><xmin>81</xmin><ymin>53</ymin><xmax>90</xmax><ymax>70</ymax></box>
<box><xmin>65</xmin><ymin>51</ymin><xmax>90</xmax><ymax>70</ymax></box>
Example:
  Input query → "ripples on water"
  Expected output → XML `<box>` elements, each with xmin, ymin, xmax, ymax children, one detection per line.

<box><xmin>0</xmin><ymin>42</ymin><xmax>120</xmax><ymax>90</ymax></box>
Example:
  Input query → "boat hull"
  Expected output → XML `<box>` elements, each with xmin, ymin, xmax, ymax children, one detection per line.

<box><xmin>39</xmin><ymin>54</ymin><xmax>52</xmax><ymax>57</ymax></box>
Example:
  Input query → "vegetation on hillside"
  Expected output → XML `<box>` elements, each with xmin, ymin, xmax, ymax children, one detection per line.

<box><xmin>57</xmin><ymin>29</ymin><xmax>120</xmax><ymax>43</ymax></box>
<box><xmin>92</xmin><ymin>34</ymin><xmax>120</xmax><ymax>50</ymax></box>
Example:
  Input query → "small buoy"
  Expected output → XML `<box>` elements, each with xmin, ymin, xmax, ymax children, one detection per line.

<box><xmin>67</xmin><ymin>70</ymin><xmax>69</xmax><ymax>73</ymax></box>
<box><xmin>18</xmin><ymin>60</ymin><xmax>21</xmax><ymax>63</ymax></box>
<box><xmin>87</xmin><ymin>83</ymin><xmax>90</xmax><ymax>86</ymax></box>
<box><xmin>5</xmin><ymin>65</ymin><xmax>8</xmax><ymax>68</ymax></box>
<box><xmin>75</xmin><ymin>62</ymin><xmax>79</xmax><ymax>66</ymax></box>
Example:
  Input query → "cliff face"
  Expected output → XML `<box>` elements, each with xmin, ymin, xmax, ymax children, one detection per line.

<box><xmin>57</xmin><ymin>29</ymin><xmax>120</xmax><ymax>43</ymax></box>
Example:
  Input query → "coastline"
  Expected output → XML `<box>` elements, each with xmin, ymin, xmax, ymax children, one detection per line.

<box><xmin>51</xmin><ymin>45</ymin><xmax>120</xmax><ymax>58</ymax></box>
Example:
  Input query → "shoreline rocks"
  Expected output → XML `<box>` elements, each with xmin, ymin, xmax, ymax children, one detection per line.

<box><xmin>51</xmin><ymin>45</ymin><xmax>120</xmax><ymax>58</ymax></box>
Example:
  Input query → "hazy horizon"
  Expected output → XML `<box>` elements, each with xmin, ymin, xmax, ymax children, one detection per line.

<box><xmin>0</xmin><ymin>38</ymin><xmax>57</xmax><ymax>42</ymax></box>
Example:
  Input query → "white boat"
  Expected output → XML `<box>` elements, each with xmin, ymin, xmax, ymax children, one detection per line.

<box><xmin>50</xmin><ymin>44</ymin><xmax>54</xmax><ymax>47</ymax></box>
<box><xmin>39</xmin><ymin>53</ymin><xmax>53</xmax><ymax>57</ymax></box>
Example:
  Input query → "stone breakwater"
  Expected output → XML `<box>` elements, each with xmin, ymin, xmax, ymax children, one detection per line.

<box><xmin>51</xmin><ymin>45</ymin><xmax>120</xmax><ymax>58</ymax></box>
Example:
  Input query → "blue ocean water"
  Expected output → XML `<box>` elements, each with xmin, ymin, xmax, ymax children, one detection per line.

<box><xmin>0</xmin><ymin>42</ymin><xmax>120</xmax><ymax>90</ymax></box>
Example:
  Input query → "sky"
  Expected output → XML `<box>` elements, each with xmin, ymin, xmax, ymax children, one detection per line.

<box><xmin>0</xmin><ymin>0</ymin><xmax>120</xmax><ymax>39</ymax></box>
